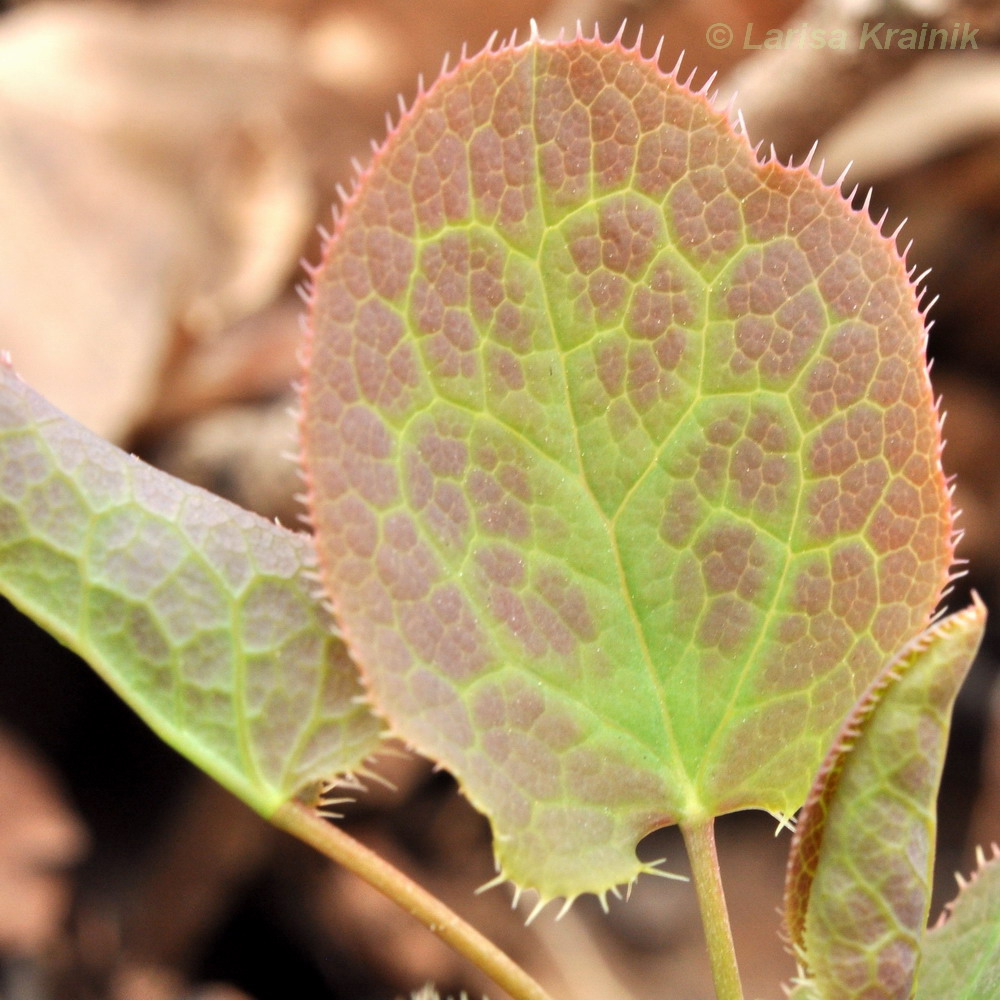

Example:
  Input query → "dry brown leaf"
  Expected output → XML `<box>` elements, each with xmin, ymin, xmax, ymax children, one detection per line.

<box><xmin>0</xmin><ymin>100</ymin><xmax>181</xmax><ymax>440</ymax></box>
<box><xmin>0</xmin><ymin>2</ymin><xmax>313</xmax><ymax>439</ymax></box>
<box><xmin>820</xmin><ymin>52</ymin><xmax>1000</xmax><ymax>180</ymax></box>
<box><xmin>721</xmin><ymin>0</ymin><xmax>998</xmax><ymax>162</ymax></box>
<box><xmin>146</xmin><ymin>298</ymin><xmax>305</xmax><ymax>428</ymax></box>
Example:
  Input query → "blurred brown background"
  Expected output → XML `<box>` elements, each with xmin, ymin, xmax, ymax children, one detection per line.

<box><xmin>0</xmin><ymin>0</ymin><xmax>998</xmax><ymax>998</ymax></box>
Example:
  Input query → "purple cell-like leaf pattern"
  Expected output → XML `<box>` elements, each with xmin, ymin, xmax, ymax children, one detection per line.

<box><xmin>300</xmin><ymin>29</ymin><xmax>955</xmax><ymax>900</ymax></box>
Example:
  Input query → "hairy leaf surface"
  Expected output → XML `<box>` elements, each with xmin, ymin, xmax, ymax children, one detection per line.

<box><xmin>784</xmin><ymin>599</ymin><xmax>986</xmax><ymax>1000</ymax></box>
<box><xmin>916</xmin><ymin>847</ymin><xmax>1000</xmax><ymax>1000</ymax></box>
<box><xmin>300</xmin><ymin>29</ymin><xmax>954</xmax><ymax>899</ymax></box>
<box><xmin>0</xmin><ymin>359</ymin><xmax>383</xmax><ymax>815</ymax></box>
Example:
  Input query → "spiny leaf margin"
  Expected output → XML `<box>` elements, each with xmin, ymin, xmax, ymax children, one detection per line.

<box><xmin>915</xmin><ymin>844</ymin><xmax>1000</xmax><ymax>1000</ymax></box>
<box><xmin>300</xmin><ymin>22</ymin><xmax>954</xmax><ymax>904</ymax></box>
<box><xmin>784</xmin><ymin>597</ymin><xmax>986</xmax><ymax>1000</ymax></box>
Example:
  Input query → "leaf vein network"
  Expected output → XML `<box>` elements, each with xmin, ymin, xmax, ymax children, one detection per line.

<box><xmin>519</xmin><ymin>43</ymin><xmax>687</xmax><ymax>783</ymax></box>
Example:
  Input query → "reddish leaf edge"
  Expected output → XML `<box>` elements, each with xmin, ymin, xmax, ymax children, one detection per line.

<box><xmin>783</xmin><ymin>594</ymin><xmax>987</xmax><ymax>956</ymax></box>
<box><xmin>294</xmin><ymin>20</ymin><xmax>960</xmax><ymax>911</ymax></box>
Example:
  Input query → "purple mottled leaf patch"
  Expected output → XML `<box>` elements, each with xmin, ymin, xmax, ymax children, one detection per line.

<box><xmin>300</xmin><ymin>27</ymin><xmax>955</xmax><ymax>902</ymax></box>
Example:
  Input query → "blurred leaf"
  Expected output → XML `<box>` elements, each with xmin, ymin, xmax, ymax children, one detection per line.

<box><xmin>785</xmin><ymin>599</ymin><xmax>986</xmax><ymax>1000</ymax></box>
<box><xmin>0</xmin><ymin>3</ymin><xmax>311</xmax><ymax>439</ymax></box>
<box><xmin>0</xmin><ymin>360</ymin><xmax>383</xmax><ymax>816</ymax></box>
<box><xmin>916</xmin><ymin>846</ymin><xmax>1000</xmax><ymax>1000</ymax></box>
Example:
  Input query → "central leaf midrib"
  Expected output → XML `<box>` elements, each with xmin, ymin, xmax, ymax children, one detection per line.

<box><xmin>525</xmin><ymin>43</ymin><xmax>693</xmax><ymax>799</ymax></box>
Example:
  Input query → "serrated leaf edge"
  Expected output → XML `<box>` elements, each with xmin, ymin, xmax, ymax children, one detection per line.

<box><xmin>296</xmin><ymin>23</ymin><xmax>958</xmax><ymax>906</ymax></box>
<box><xmin>932</xmin><ymin>841</ymin><xmax>1000</xmax><ymax>931</ymax></box>
<box><xmin>783</xmin><ymin>595</ymin><xmax>986</xmax><ymax>954</ymax></box>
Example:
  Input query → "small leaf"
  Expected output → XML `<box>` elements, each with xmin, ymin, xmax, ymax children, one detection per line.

<box><xmin>784</xmin><ymin>599</ymin><xmax>986</xmax><ymax>1000</ymax></box>
<box><xmin>0</xmin><ymin>359</ymin><xmax>383</xmax><ymax>816</ymax></box>
<box><xmin>300</xmin><ymin>28</ymin><xmax>955</xmax><ymax>901</ymax></box>
<box><xmin>915</xmin><ymin>845</ymin><xmax>1000</xmax><ymax>1000</ymax></box>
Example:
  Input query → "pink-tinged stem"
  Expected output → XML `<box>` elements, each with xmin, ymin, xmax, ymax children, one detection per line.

<box><xmin>272</xmin><ymin>799</ymin><xmax>557</xmax><ymax>1000</ymax></box>
<box><xmin>681</xmin><ymin>817</ymin><xmax>745</xmax><ymax>1000</ymax></box>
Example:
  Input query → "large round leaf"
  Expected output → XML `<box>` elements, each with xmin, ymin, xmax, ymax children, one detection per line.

<box><xmin>300</xmin><ymin>29</ymin><xmax>954</xmax><ymax>902</ymax></box>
